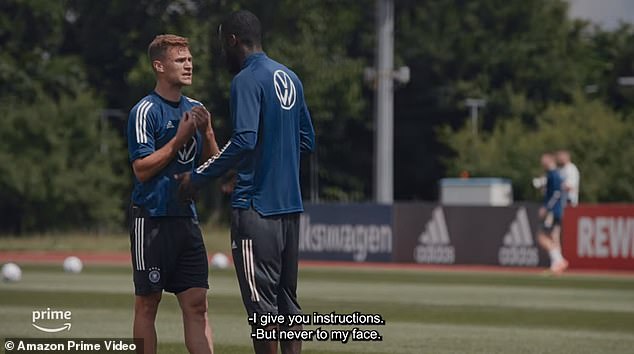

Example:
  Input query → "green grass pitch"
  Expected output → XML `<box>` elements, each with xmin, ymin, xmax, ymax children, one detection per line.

<box><xmin>1</xmin><ymin>264</ymin><xmax>634</xmax><ymax>353</ymax></box>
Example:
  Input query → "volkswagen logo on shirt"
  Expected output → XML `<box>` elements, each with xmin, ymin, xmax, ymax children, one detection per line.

<box><xmin>177</xmin><ymin>137</ymin><xmax>197</xmax><ymax>164</ymax></box>
<box><xmin>273</xmin><ymin>69</ymin><xmax>296</xmax><ymax>110</ymax></box>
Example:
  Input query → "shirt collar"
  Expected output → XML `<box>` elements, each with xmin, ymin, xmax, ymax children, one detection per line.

<box><xmin>242</xmin><ymin>52</ymin><xmax>266</xmax><ymax>69</ymax></box>
<box><xmin>152</xmin><ymin>91</ymin><xmax>181</xmax><ymax>108</ymax></box>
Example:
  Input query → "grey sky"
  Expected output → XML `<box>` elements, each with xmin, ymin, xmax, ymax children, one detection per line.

<box><xmin>567</xmin><ymin>0</ymin><xmax>634</xmax><ymax>29</ymax></box>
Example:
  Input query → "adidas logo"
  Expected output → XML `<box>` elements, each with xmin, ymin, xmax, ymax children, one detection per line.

<box><xmin>231</xmin><ymin>240</ymin><xmax>237</xmax><ymax>250</ymax></box>
<box><xmin>498</xmin><ymin>207</ymin><xmax>539</xmax><ymax>266</ymax></box>
<box><xmin>166</xmin><ymin>121</ymin><xmax>175</xmax><ymax>129</ymax></box>
<box><xmin>414</xmin><ymin>207</ymin><xmax>455</xmax><ymax>264</ymax></box>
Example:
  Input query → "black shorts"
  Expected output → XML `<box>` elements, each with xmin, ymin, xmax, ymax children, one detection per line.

<box><xmin>231</xmin><ymin>207</ymin><xmax>301</xmax><ymax>321</ymax></box>
<box><xmin>540</xmin><ymin>212</ymin><xmax>561</xmax><ymax>234</ymax></box>
<box><xmin>129</xmin><ymin>206</ymin><xmax>209</xmax><ymax>295</ymax></box>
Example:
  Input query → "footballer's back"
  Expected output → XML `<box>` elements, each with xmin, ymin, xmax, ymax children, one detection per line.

<box><xmin>229</xmin><ymin>52</ymin><xmax>315</xmax><ymax>216</ymax></box>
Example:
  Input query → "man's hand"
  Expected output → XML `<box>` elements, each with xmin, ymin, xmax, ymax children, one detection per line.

<box><xmin>191</xmin><ymin>105</ymin><xmax>220</xmax><ymax>160</ymax></box>
<box><xmin>175</xmin><ymin>111</ymin><xmax>196</xmax><ymax>146</ymax></box>
<box><xmin>191</xmin><ymin>106</ymin><xmax>212</xmax><ymax>134</ymax></box>
<box><xmin>538</xmin><ymin>207</ymin><xmax>547</xmax><ymax>218</ymax></box>
<box><xmin>221</xmin><ymin>172</ymin><xmax>237</xmax><ymax>195</ymax></box>
<box><xmin>131</xmin><ymin>112</ymin><xmax>195</xmax><ymax>183</ymax></box>
<box><xmin>174</xmin><ymin>172</ymin><xmax>197</xmax><ymax>201</ymax></box>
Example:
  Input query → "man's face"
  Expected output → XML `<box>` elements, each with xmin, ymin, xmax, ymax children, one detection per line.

<box><xmin>555</xmin><ymin>154</ymin><xmax>565</xmax><ymax>167</ymax></box>
<box><xmin>556</xmin><ymin>151</ymin><xmax>569</xmax><ymax>165</ymax></box>
<box><xmin>158</xmin><ymin>46</ymin><xmax>193</xmax><ymax>86</ymax></box>
<box><xmin>219</xmin><ymin>27</ymin><xmax>242</xmax><ymax>75</ymax></box>
<box><xmin>541</xmin><ymin>155</ymin><xmax>554</xmax><ymax>171</ymax></box>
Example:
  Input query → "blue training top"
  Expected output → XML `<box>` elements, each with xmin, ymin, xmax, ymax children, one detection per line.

<box><xmin>544</xmin><ymin>169</ymin><xmax>563</xmax><ymax>219</ymax></box>
<box><xmin>192</xmin><ymin>52</ymin><xmax>316</xmax><ymax>216</ymax></box>
<box><xmin>128</xmin><ymin>91</ymin><xmax>204</xmax><ymax>217</ymax></box>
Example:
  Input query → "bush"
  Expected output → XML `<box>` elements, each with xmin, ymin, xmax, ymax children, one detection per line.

<box><xmin>442</xmin><ymin>94</ymin><xmax>634</xmax><ymax>202</ymax></box>
<box><xmin>0</xmin><ymin>92</ymin><xmax>128</xmax><ymax>233</ymax></box>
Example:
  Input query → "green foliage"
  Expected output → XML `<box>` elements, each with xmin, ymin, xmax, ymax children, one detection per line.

<box><xmin>0</xmin><ymin>0</ymin><xmax>88</xmax><ymax>99</ymax></box>
<box><xmin>0</xmin><ymin>91</ymin><xmax>127</xmax><ymax>233</ymax></box>
<box><xmin>393</xmin><ymin>0</ymin><xmax>596</xmax><ymax>199</ymax></box>
<box><xmin>583</xmin><ymin>23</ymin><xmax>634</xmax><ymax>113</ymax></box>
<box><xmin>3</xmin><ymin>0</ymin><xmax>634</xmax><ymax>234</ymax></box>
<box><xmin>0</xmin><ymin>0</ymin><xmax>128</xmax><ymax>233</ymax></box>
<box><xmin>442</xmin><ymin>94</ymin><xmax>634</xmax><ymax>202</ymax></box>
<box><xmin>264</xmin><ymin>0</ymin><xmax>371</xmax><ymax>201</ymax></box>
<box><xmin>123</xmin><ymin>0</ymin><xmax>373</xmax><ymax>201</ymax></box>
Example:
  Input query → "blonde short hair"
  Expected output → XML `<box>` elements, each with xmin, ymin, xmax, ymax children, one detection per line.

<box><xmin>147</xmin><ymin>34</ymin><xmax>189</xmax><ymax>62</ymax></box>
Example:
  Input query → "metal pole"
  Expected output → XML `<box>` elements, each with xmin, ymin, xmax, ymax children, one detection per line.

<box><xmin>465</xmin><ymin>98</ymin><xmax>486</xmax><ymax>137</ymax></box>
<box><xmin>374</xmin><ymin>0</ymin><xmax>394</xmax><ymax>204</ymax></box>
<box><xmin>310</xmin><ymin>151</ymin><xmax>319</xmax><ymax>202</ymax></box>
<box><xmin>470</xmin><ymin>105</ymin><xmax>478</xmax><ymax>137</ymax></box>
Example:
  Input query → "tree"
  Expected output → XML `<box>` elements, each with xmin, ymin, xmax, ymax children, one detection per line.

<box><xmin>393</xmin><ymin>0</ymin><xmax>592</xmax><ymax>199</ymax></box>
<box><xmin>442</xmin><ymin>94</ymin><xmax>634</xmax><ymax>203</ymax></box>
<box><xmin>92</xmin><ymin>0</ymin><xmax>375</xmax><ymax>202</ymax></box>
<box><xmin>4</xmin><ymin>0</ymin><xmax>633</xmax><ymax>234</ymax></box>
<box><xmin>0</xmin><ymin>92</ymin><xmax>127</xmax><ymax>233</ymax></box>
<box><xmin>0</xmin><ymin>0</ymin><xmax>88</xmax><ymax>99</ymax></box>
<box><xmin>583</xmin><ymin>24</ymin><xmax>634</xmax><ymax>113</ymax></box>
<box><xmin>0</xmin><ymin>0</ymin><xmax>128</xmax><ymax>233</ymax></box>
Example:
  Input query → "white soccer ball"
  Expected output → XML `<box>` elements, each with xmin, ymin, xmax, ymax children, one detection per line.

<box><xmin>210</xmin><ymin>252</ymin><xmax>230</xmax><ymax>269</ymax></box>
<box><xmin>63</xmin><ymin>256</ymin><xmax>83</xmax><ymax>274</ymax></box>
<box><xmin>2</xmin><ymin>262</ymin><xmax>22</xmax><ymax>282</ymax></box>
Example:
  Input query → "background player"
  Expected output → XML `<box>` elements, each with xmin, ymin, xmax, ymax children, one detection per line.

<box><xmin>127</xmin><ymin>34</ymin><xmax>218</xmax><ymax>354</ymax></box>
<box><xmin>536</xmin><ymin>153</ymin><xmax>568</xmax><ymax>274</ymax></box>
<box><xmin>556</xmin><ymin>149</ymin><xmax>580</xmax><ymax>207</ymax></box>
<box><xmin>177</xmin><ymin>10</ymin><xmax>315</xmax><ymax>354</ymax></box>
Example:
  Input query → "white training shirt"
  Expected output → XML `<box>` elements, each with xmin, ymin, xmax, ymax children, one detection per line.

<box><xmin>559</xmin><ymin>162</ymin><xmax>580</xmax><ymax>206</ymax></box>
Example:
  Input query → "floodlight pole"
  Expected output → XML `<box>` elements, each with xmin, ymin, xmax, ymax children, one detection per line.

<box><xmin>374</xmin><ymin>0</ymin><xmax>394</xmax><ymax>204</ymax></box>
<box><xmin>465</xmin><ymin>98</ymin><xmax>486</xmax><ymax>137</ymax></box>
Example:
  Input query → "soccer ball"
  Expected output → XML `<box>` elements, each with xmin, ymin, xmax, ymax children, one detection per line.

<box><xmin>210</xmin><ymin>252</ymin><xmax>230</xmax><ymax>269</ymax></box>
<box><xmin>63</xmin><ymin>256</ymin><xmax>83</xmax><ymax>274</ymax></box>
<box><xmin>2</xmin><ymin>262</ymin><xmax>22</xmax><ymax>282</ymax></box>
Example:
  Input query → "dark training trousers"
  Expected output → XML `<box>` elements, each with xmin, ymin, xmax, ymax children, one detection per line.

<box><xmin>231</xmin><ymin>207</ymin><xmax>302</xmax><ymax>321</ymax></box>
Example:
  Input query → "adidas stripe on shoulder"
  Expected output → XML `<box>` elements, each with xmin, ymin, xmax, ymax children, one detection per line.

<box><xmin>134</xmin><ymin>100</ymin><xmax>154</xmax><ymax>144</ymax></box>
<box><xmin>185</xmin><ymin>96</ymin><xmax>205</xmax><ymax>108</ymax></box>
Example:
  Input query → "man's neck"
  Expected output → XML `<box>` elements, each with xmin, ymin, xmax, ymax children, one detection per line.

<box><xmin>238</xmin><ymin>46</ymin><xmax>263</xmax><ymax>68</ymax></box>
<box><xmin>154</xmin><ymin>81</ymin><xmax>182</xmax><ymax>102</ymax></box>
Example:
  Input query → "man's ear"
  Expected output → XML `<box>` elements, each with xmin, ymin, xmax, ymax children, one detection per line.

<box><xmin>153</xmin><ymin>60</ymin><xmax>164</xmax><ymax>73</ymax></box>
<box><xmin>227</xmin><ymin>34</ymin><xmax>238</xmax><ymax>48</ymax></box>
